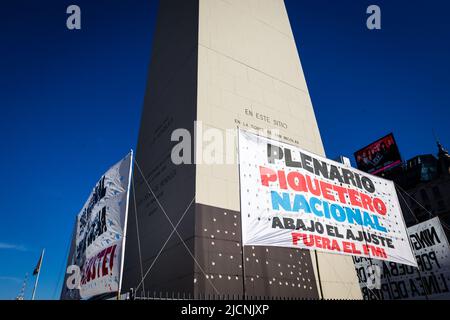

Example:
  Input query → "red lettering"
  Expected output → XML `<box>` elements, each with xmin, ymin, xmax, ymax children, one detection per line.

<box><xmin>303</xmin><ymin>234</ymin><xmax>314</xmax><ymax>247</ymax></box>
<box><xmin>373</xmin><ymin>198</ymin><xmax>387</xmax><ymax>216</ymax></box>
<box><xmin>348</xmin><ymin>189</ymin><xmax>362</xmax><ymax>207</ymax></box>
<box><xmin>305</xmin><ymin>176</ymin><xmax>321</xmax><ymax>197</ymax></box>
<box><xmin>97</xmin><ymin>249</ymin><xmax>106</xmax><ymax>278</ymax></box>
<box><xmin>292</xmin><ymin>233</ymin><xmax>314</xmax><ymax>247</ymax></box>
<box><xmin>333</xmin><ymin>185</ymin><xmax>348</xmax><ymax>203</ymax></box>
<box><xmin>292</xmin><ymin>233</ymin><xmax>341</xmax><ymax>252</ymax></box>
<box><xmin>330</xmin><ymin>239</ymin><xmax>341</xmax><ymax>252</ymax></box>
<box><xmin>287</xmin><ymin>172</ymin><xmax>307</xmax><ymax>192</ymax></box>
<box><xmin>277</xmin><ymin>170</ymin><xmax>287</xmax><ymax>190</ymax></box>
<box><xmin>360</xmin><ymin>193</ymin><xmax>374</xmax><ymax>212</ymax></box>
<box><xmin>343</xmin><ymin>242</ymin><xmax>361</xmax><ymax>254</ymax></box>
<box><xmin>109</xmin><ymin>244</ymin><xmax>117</xmax><ymax>272</ymax></box>
<box><xmin>292</xmin><ymin>233</ymin><xmax>301</xmax><ymax>245</ymax></box>
<box><xmin>79</xmin><ymin>244</ymin><xmax>118</xmax><ymax>285</ymax></box>
<box><xmin>363</xmin><ymin>244</ymin><xmax>387</xmax><ymax>258</ymax></box>
<box><xmin>315</xmin><ymin>235</ymin><xmax>323</xmax><ymax>248</ymax></box>
<box><xmin>260</xmin><ymin>166</ymin><xmax>277</xmax><ymax>187</ymax></box>
<box><xmin>102</xmin><ymin>246</ymin><xmax>112</xmax><ymax>276</ymax></box>
<box><xmin>89</xmin><ymin>259</ymin><xmax>96</xmax><ymax>282</ymax></box>
<box><xmin>320</xmin><ymin>181</ymin><xmax>335</xmax><ymax>202</ymax></box>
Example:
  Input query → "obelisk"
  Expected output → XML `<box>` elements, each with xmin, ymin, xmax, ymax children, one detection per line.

<box><xmin>122</xmin><ymin>0</ymin><xmax>362</xmax><ymax>299</ymax></box>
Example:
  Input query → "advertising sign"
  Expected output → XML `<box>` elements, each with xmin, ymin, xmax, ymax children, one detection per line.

<box><xmin>60</xmin><ymin>152</ymin><xmax>132</xmax><ymax>300</ymax></box>
<box><xmin>238</xmin><ymin>130</ymin><xmax>416</xmax><ymax>266</ymax></box>
<box><xmin>354</xmin><ymin>217</ymin><xmax>450</xmax><ymax>300</ymax></box>
<box><xmin>354</xmin><ymin>133</ymin><xmax>402</xmax><ymax>175</ymax></box>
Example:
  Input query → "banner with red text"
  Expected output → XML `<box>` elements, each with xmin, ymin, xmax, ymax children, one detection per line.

<box><xmin>60</xmin><ymin>152</ymin><xmax>132</xmax><ymax>300</ymax></box>
<box><xmin>238</xmin><ymin>130</ymin><xmax>417</xmax><ymax>266</ymax></box>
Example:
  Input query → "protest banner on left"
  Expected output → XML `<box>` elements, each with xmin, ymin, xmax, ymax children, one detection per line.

<box><xmin>60</xmin><ymin>152</ymin><xmax>132</xmax><ymax>300</ymax></box>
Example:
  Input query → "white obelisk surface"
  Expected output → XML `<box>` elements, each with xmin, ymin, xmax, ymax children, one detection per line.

<box><xmin>195</xmin><ymin>0</ymin><xmax>362</xmax><ymax>299</ymax></box>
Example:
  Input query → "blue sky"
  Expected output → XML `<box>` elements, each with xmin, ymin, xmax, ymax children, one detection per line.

<box><xmin>0</xmin><ymin>0</ymin><xmax>448</xmax><ymax>300</ymax></box>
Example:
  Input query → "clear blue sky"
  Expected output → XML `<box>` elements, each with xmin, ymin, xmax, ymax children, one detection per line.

<box><xmin>0</xmin><ymin>0</ymin><xmax>448</xmax><ymax>300</ymax></box>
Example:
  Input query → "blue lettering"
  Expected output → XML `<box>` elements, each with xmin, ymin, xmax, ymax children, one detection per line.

<box><xmin>271</xmin><ymin>191</ymin><xmax>291</xmax><ymax>211</ymax></box>
<box><xmin>292</xmin><ymin>194</ymin><xmax>311</xmax><ymax>213</ymax></box>
<box><xmin>330</xmin><ymin>204</ymin><xmax>346</xmax><ymax>222</ymax></box>
<box><xmin>345</xmin><ymin>207</ymin><xmax>363</xmax><ymax>225</ymax></box>
<box><xmin>310</xmin><ymin>197</ymin><xmax>323</xmax><ymax>217</ymax></box>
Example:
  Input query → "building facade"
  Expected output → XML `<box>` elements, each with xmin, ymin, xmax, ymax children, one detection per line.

<box><xmin>395</xmin><ymin>143</ymin><xmax>450</xmax><ymax>233</ymax></box>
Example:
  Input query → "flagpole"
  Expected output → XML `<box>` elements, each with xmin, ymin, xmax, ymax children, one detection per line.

<box><xmin>117</xmin><ymin>150</ymin><xmax>134</xmax><ymax>300</ymax></box>
<box><xmin>31</xmin><ymin>249</ymin><xmax>45</xmax><ymax>300</ymax></box>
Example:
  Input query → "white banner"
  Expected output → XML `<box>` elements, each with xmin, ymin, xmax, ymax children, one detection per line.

<box><xmin>354</xmin><ymin>217</ymin><xmax>450</xmax><ymax>300</ymax></box>
<box><xmin>238</xmin><ymin>130</ymin><xmax>417</xmax><ymax>267</ymax></box>
<box><xmin>62</xmin><ymin>152</ymin><xmax>132</xmax><ymax>300</ymax></box>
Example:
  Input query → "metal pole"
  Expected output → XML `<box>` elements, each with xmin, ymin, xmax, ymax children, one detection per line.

<box><xmin>118</xmin><ymin>150</ymin><xmax>134</xmax><ymax>299</ymax></box>
<box><xmin>31</xmin><ymin>249</ymin><xmax>45</xmax><ymax>300</ymax></box>
<box><xmin>236</xmin><ymin>128</ymin><xmax>247</xmax><ymax>300</ymax></box>
<box><xmin>313</xmin><ymin>250</ymin><xmax>324</xmax><ymax>299</ymax></box>
<box><xmin>241</xmin><ymin>244</ymin><xmax>247</xmax><ymax>300</ymax></box>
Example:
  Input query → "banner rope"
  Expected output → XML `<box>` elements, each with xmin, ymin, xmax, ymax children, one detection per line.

<box><xmin>132</xmin><ymin>159</ymin><xmax>219</xmax><ymax>295</ymax></box>
<box><xmin>52</xmin><ymin>224</ymin><xmax>74</xmax><ymax>299</ymax></box>
<box><xmin>395</xmin><ymin>185</ymin><xmax>420</xmax><ymax>224</ymax></box>
<box><xmin>131</xmin><ymin>171</ymin><xmax>145</xmax><ymax>296</ymax></box>
<box><xmin>395</xmin><ymin>185</ymin><xmax>431</xmax><ymax>300</ymax></box>
<box><xmin>395</xmin><ymin>182</ymin><xmax>450</xmax><ymax>232</ymax></box>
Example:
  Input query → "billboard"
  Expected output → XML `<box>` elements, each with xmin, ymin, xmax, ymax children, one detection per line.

<box><xmin>238</xmin><ymin>130</ymin><xmax>416</xmax><ymax>266</ymax></box>
<box><xmin>354</xmin><ymin>133</ymin><xmax>402</xmax><ymax>175</ymax></box>
<box><xmin>353</xmin><ymin>217</ymin><xmax>450</xmax><ymax>300</ymax></box>
<box><xmin>60</xmin><ymin>152</ymin><xmax>133</xmax><ymax>300</ymax></box>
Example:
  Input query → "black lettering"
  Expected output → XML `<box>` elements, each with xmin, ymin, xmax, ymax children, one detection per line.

<box><xmin>341</xmin><ymin>168</ymin><xmax>356</xmax><ymax>187</ymax></box>
<box><xmin>313</xmin><ymin>158</ymin><xmax>329</xmax><ymax>179</ymax></box>
<box><xmin>300</xmin><ymin>153</ymin><xmax>314</xmax><ymax>173</ymax></box>
<box><xmin>285</xmin><ymin>148</ymin><xmax>301</xmax><ymax>168</ymax></box>
<box><xmin>283</xmin><ymin>217</ymin><xmax>296</xmax><ymax>230</ymax></box>
<box><xmin>272</xmin><ymin>216</ymin><xmax>284</xmax><ymax>229</ymax></box>
<box><xmin>361</xmin><ymin>176</ymin><xmax>375</xmax><ymax>193</ymax></box>
<box><xmin>267</xmin><ymin>144</ymin><xmax>283</xmax><ymax>164</ymax></box>
<box><xmin>329</xmin><ymin>165</ymin><xmax>344</xmax><ymax>183</ymax></box>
